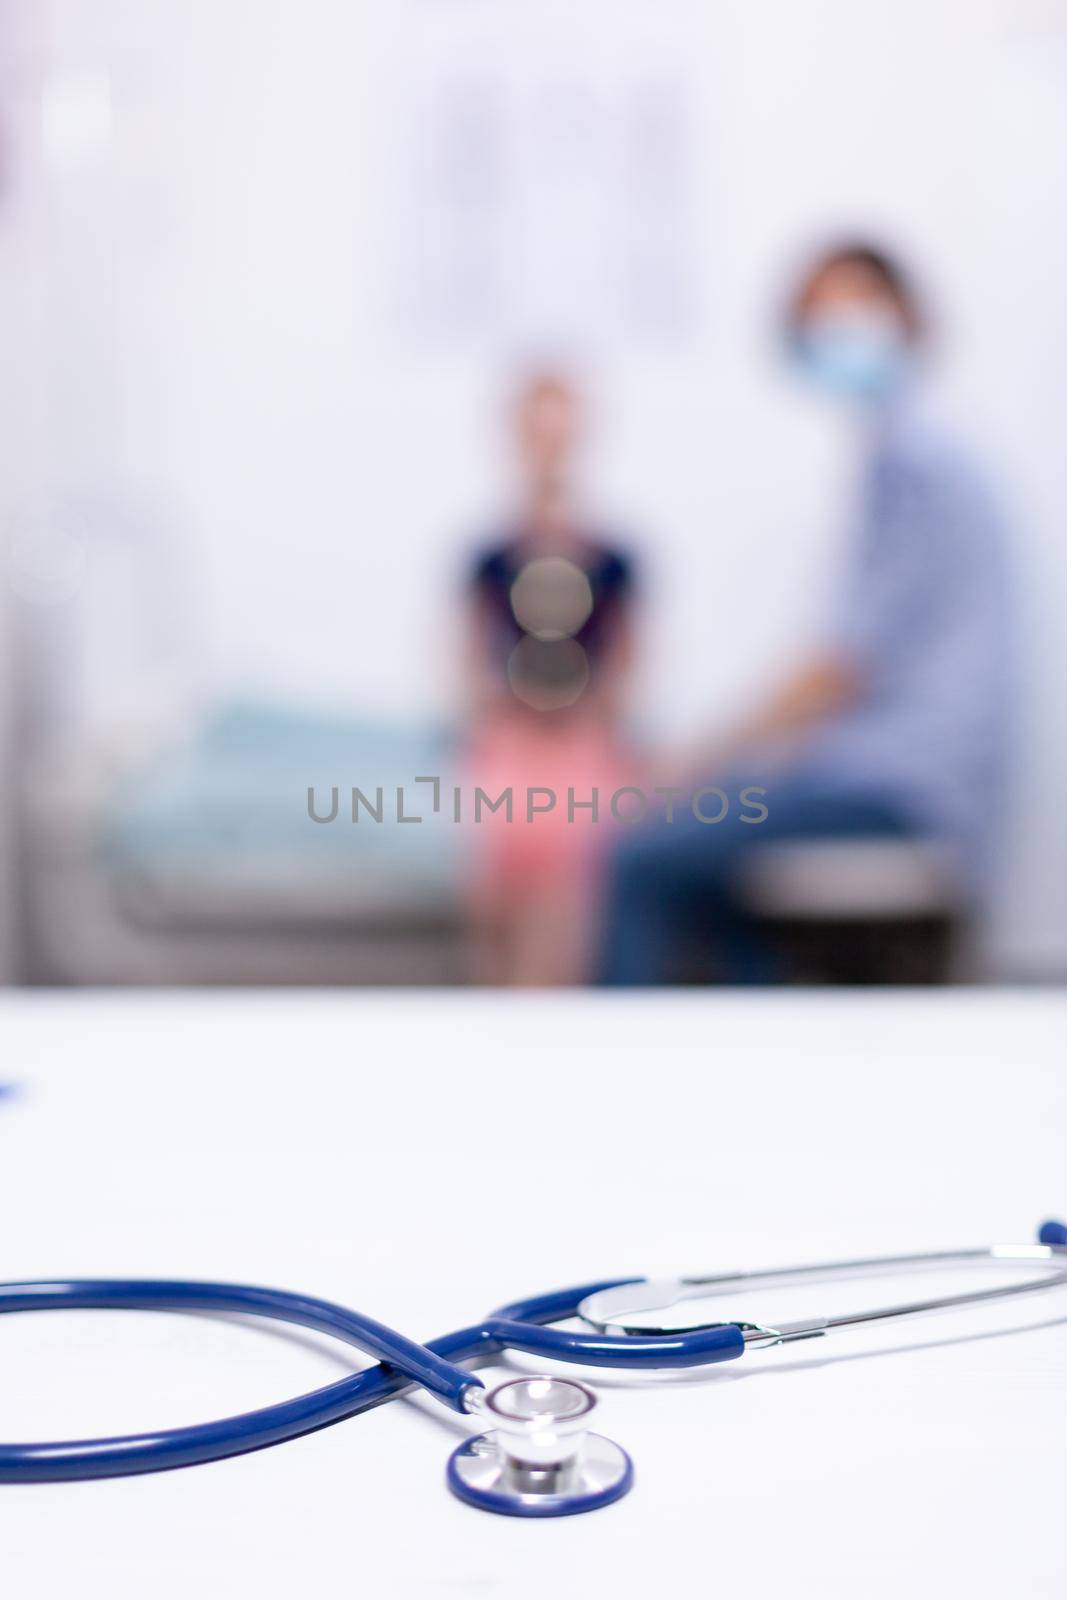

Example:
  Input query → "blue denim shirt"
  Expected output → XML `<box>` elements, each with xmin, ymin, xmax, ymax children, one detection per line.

<box><xmin>797</xmin><ymin>403</ymin><xmax>1014</xmax><ymax>879</ymax></box>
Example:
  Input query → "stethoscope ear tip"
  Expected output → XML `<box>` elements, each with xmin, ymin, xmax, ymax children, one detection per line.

<box><xmin>1038</xmin><ymin>1219</ymin><xmax>1067</xmax><ymax>1248</ymax></box>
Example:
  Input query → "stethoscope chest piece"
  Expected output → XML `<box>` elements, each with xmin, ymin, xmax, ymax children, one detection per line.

<box><xmin>447</xmin><ymin>1376</ymin><xmax>633</xmax><ymax>1517</ymax></box>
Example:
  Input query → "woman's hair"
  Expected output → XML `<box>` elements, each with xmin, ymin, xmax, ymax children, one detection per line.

<box><xmin>786</xmin><ymin>240</ymin><xmax>926</xmax><ymax>341</ymax></box>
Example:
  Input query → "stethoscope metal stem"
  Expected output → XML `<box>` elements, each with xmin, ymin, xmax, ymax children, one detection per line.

<box><xmin>578</xmin><ymin>1243</ymin><xmax>1067</xmax><ymax>1347</ymax></box>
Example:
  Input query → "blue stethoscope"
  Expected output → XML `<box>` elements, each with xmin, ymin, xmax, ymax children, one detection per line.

<box><xmin>3</xmin><ymin>1219</ymin><xmax>1066</xmax><ymax>1515</ymax></box>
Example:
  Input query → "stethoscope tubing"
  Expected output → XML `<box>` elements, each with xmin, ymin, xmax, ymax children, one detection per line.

<box><xmin>0</xmin><ymin>1278</ymin><xmax>477</xmax><ymax>1482</ymax></box>
<box><xmin>0</xmin><ymin>1276</ymin><xmax>744</xmax><ymax>1482</ymax></box>
<box><xmin>4</xmin><ymin>1224</ymin><xmax>1066</xmax><ymax>1484</ymax></box>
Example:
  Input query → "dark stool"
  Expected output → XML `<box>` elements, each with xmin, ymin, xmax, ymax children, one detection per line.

<box><xmin>739</xmin><ymin>839</ymin><xmax>963</xmax><ymax>985</ymax></box>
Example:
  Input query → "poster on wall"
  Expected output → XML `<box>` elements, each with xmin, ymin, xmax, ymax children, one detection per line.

<box><xmin>367</xmin><ymin>1</ymin><xmax>705</xmax><ymax>347</ymax></box>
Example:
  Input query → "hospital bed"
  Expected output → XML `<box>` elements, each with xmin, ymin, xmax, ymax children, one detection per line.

<box><xmin>19</xmin><ymin>704</ymin><xmax>468</xmax><ymax>985</ymax></box>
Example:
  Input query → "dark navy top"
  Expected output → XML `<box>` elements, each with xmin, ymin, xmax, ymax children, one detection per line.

<box><xmin>469</xmin><ymin>535</ymin><xmax>635</xmax><ymax>686</ymax></box>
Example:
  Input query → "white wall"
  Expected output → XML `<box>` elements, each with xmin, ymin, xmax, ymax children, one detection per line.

<box><xmin>5</xmin><ymin>0</ymin><xmax>1067</xmax><ymax>972</ymax></box>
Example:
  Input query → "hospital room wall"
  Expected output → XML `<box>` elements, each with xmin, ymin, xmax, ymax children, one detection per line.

<box><xmin>4</xmin><ymin>0</ymin><xmax>1067</xmax><ymax>977</ymax></box>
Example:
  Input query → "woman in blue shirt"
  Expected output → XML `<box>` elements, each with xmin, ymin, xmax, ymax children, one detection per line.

<box><xmin>598</xmin><ymin>241</ymin><xmax>1013</xmax><ymax>984</ymax></box>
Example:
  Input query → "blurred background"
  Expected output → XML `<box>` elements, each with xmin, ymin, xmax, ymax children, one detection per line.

<box><xmin>0</xmin><ymin>0</ymin><xmax>1064</xmax><ymax>986</ymax></box>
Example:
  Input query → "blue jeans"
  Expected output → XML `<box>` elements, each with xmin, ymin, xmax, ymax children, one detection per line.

<box><xmin>596</xmin><ymin>777</ymin><xmax>915</xmax><ymax>985</ymax></box>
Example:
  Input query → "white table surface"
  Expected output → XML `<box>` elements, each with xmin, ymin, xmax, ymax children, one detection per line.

<box><xmin>1</xmin><ymin>990</ymin><xmax>1065</xmax><ymax>1599</ymax></box>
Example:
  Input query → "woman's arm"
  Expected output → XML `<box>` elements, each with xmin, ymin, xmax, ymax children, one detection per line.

<box><xmin>725</xmin><ymin>651</ymin><xmax>861</xmax><ymax>748</ymax></box>
<box><xmin>651</xmin><ymin>649</ymin><xmax>863</xmax><ymax>787</ymax></box>
<box><xmin>460</xmin><ymin>594</ymin><xmax>505</xmax><ymax>720</ymax></box>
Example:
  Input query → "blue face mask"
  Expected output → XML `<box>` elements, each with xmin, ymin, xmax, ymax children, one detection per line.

<box><xmin>791</xmin><ymin>308</ymin><xmax>912</xmax><ymax>402</ymax></box>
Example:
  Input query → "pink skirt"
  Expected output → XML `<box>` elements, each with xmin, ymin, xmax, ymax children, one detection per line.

<box><xmin>463</xmin><ymin>713</ymin><xmax>634</xmax><ymax>908</ymax></box>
